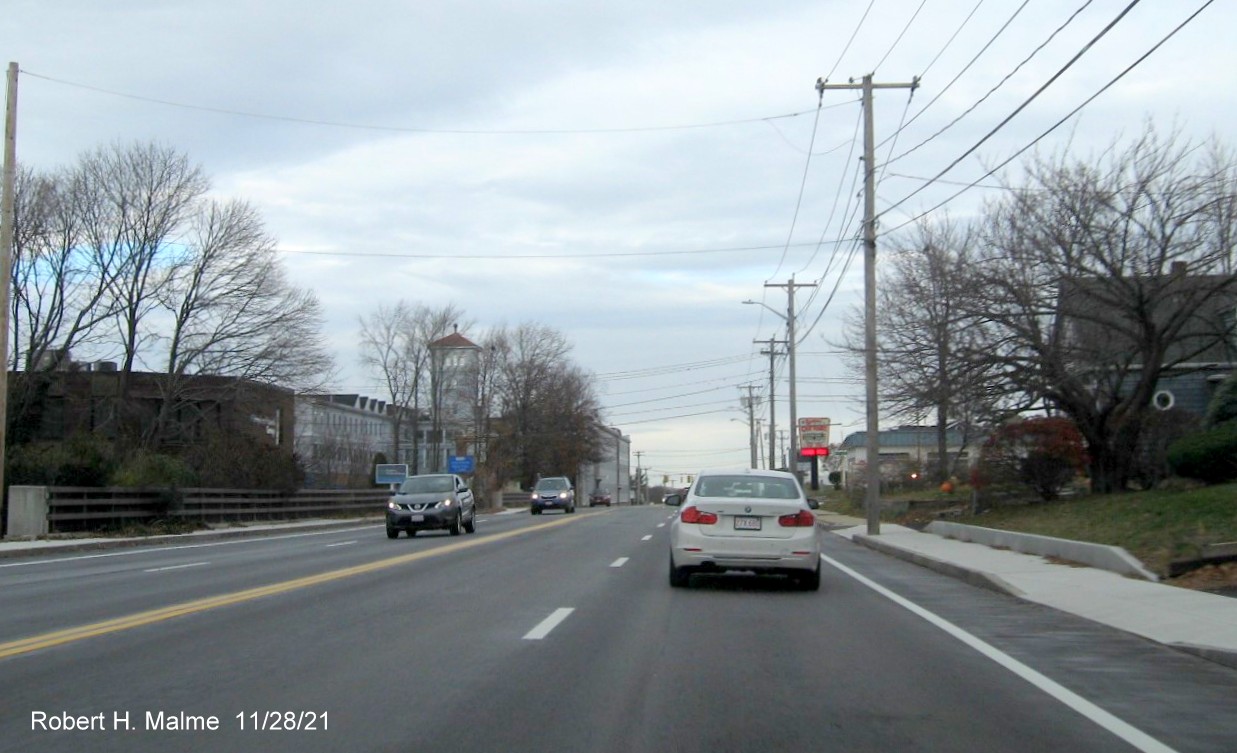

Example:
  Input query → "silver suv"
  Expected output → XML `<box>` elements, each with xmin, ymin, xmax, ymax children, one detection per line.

<box><xmin>530</xmin><ymin>476</ymin><xmax>575</xmax><ymax>515</ymax></box>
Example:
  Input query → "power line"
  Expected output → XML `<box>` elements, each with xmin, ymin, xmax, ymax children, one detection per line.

<box><xmin>885</xmin><ymin>0</ymin><xmax>1095</xmax><ymax>167</ymax></box>
<box><xmin>881</xmin><ymin>0</ymin><xmax>1144</xmax><ymax>220</ymax></box>
<box><xmin>279</xmin><ymin>238</ymin><xmax>853</xmax><ymax>261</ymax></box>
<box><xmin>20</xmin><ymin>69</ymin><xmax>817</xmax><ymax>137</ymax></box>
<box><xmin>873</xmin><ymin>0</ymin><xmax>1033</xmax><ymax>152</ymax></box>
<box><xmin>883</xmin><ymin>0</ymin><xmax>1215</xmax><ymax>236</ymax></box>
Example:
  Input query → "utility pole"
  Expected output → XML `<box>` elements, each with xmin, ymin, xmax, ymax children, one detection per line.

<box><xmin>754</xmin><ymin>337</ymin><xmax>785</xmax><ymax>470</ymax></box>
<box><xmin>739</xmin><ymin>384</ymin><xmax>759</xmax><ymax>468</ymax></box>
<box><xmin>765</xmin><ymin>277</ymin><xmax>816</xmax><ymax>476</ymax></box>
<box><xmin>817</xmin><ymin>73</ymin><xmax>918</xmax><ymax>535</ymax></box>
<box><xmin>0</xmin><ymin>63</ymin><xmax>18</xmax><ymax>529</ymax></box>
<box><xmin>635</xmin><ymin>450</ymin><xmax>643</xmax><ymax>505</ymax></box>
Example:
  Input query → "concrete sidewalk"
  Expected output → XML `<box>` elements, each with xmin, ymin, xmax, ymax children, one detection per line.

<box><xmin>826</xmin><ymin>516</ymin><xmax>1237</xmax><ymax>670</ymax></box>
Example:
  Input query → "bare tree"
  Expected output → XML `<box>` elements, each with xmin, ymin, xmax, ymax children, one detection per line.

<box><xmin>359</xmin><ymin>301</ymin><xmax>418</xmax><ymax>466</ymax></box>
<box><xmin>10</xmin><ymin>166</ymin><xmax>117</xmax><ymax>372</ymax></box>
<box><xmin>843</xmin><ymin>217</ymin><xmax>1001</xmax><ymax>482</ymax></box>
<box><xmin>966</xmin><ymin>126</ymin><xmax>1237</xmax><ymax>493</ymax></box>
<box><xmin>489</xmin><ymin>323</ymin><xmax>604</xmax><ymax>486</ymax></box>
<box><xmin>358</xmin><ymin>301</ymin><xmax>468</xmax><ymax>472</ymax></box>
<box><xmin>146</xmin><ymin>198</ymin><xmax>334</xmax><ymax>447</ymax></box>
<box><xmin>76</xmin><ymin>141</ymin><xmax>209</xmax><ymax>383</ymax></box>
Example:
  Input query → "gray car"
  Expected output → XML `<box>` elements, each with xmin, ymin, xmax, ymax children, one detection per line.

<box><xmin>386</xmin><ymin>473</ymin><xmax>477</xmax><ymax>538</ymax></box>
<box><xmin>529</xmin><ymin>476</ymin><xmax>575</xmax><ymax>514</ymax></box>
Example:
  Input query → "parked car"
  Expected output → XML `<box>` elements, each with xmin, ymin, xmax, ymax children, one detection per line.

<box><xmin>530</xmin><ymin>476</ymin><xmax>575</xmax><ymax>514</ymax></box>
<box><xmin>666</xmin><ymin>468</ymin><xmax>820</xmax><ymax>590</ymax></box>
<box><xmin>588</xmin><ymin>491</ymin><xmax>612</xmax><ymax>507</ymax></box>
<box><xmin>386</xmin><ymin>473</ymin><xmax>476</xmax><ymax>538</ymax></box>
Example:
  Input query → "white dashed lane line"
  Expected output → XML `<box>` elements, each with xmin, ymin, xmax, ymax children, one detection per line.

<box><xmin>610</xmin><ymin>558</ymin><xmax>629</xmax><ymax>568</ymax></box>
<box><xmin>641</xmin><ymin>535</ymin><xmax>652</xmax><ymax>541</ymax></box>
<box><xmin>144</xmin><ymin>562</ymin><xmax>210</xmax><ymax>573</ymax></box>
<box><xmin>523</xmin><ymin>608</ymin><xmax>575</xmax><ymax>640</ymax></box>
<box><xmin>325</xmin><ymin>541</ymin><xmax>357</xmax><ymax>548</ymax></box>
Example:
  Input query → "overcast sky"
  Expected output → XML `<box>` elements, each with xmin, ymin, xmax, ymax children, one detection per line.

<box><xmin>7</xmin><ymin>0</ymin><xmax>1235</xmax><ymax>483</ymax></box>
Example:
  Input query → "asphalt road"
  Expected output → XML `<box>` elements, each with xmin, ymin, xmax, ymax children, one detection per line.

<box><xmin>0</xmin><ymin>506</ymin><xmax>1234</xmax><ymax>753</ymax></box>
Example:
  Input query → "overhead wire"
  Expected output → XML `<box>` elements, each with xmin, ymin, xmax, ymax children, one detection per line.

<box><xmin>873</xmin><ymin>0</ymin><xmax>1033</xmax><ymax>152</ymax></box>
<box><xmin>884</xmin><ymin>0</ymin><xmax>1096</xmax><ymax>167</ymax></box>
<box><xmin>882</xmin><ymin>0</ymin><xmax>1216</xmax><ymax>236</ymax></box>
<box><xmin>19</xmin><ymin>69</ymin><xmax>818</xmax><ymax>136</ymax></box>
<box><xmin>881</xmin><ymin>0</ymin><xmax>1145</xmax><ymax>220</ymax></box>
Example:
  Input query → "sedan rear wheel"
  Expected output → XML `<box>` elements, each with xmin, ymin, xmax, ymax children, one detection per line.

<box><xmin>669</xmin><ymin>557</ymin><xmax>691</xmax><ymax>588</ymax></box>
<box><xmin>797</xmin><ymin>566</ymin><xmax>821</xmax><ymax>592</ymax></box>
<box><xmin>463</xmin><ymin>511</ymin><xmax>476</xmax><ymax>534</ymax></box>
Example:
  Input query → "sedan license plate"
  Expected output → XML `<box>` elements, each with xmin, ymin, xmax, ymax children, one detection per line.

<box><xmin>734</xmin><ymin>516</ymin><xmax>762</xmax><ymax>531</ymax></box>
<box><xmin>410</xmin><ymin>514</ymin><xmax>425</xmax><ymax>522</ymax></box>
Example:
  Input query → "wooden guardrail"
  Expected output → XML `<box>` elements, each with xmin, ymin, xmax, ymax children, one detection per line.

<box><xmin>8</xmin><ymin>486</ymin><xmax>392</xmax><ymax>535</ymax></box>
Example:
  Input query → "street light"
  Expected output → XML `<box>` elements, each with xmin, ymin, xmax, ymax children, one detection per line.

<box><xmin>743</xmin><ymin>294</ymin><xmax>805</xmax><ymax>475</ymax></box>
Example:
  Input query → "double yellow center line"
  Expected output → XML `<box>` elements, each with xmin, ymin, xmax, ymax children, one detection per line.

<box><xmin>1</xmin><ymin>514</ymin><xmax>585</xmax><ymax>660</ymax></box>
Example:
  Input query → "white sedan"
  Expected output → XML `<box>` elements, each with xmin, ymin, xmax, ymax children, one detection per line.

<box><xmin>667</xmin><ymin>468</ymin><xmax>822</xmax><ymax>590</ymax></box>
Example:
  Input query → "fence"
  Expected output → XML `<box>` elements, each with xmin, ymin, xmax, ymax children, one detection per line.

<box><xmin>7</xmin><ymin>486</ymin><xmax>392</xmax><ymax>537</ymax></box>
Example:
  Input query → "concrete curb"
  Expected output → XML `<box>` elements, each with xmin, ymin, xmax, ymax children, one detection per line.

<box><xmin>851</xmin><ymin>532</ymin><xmax>1027</xmax><ymax>598</ymax></box>
<box><xmin>925</xmin><ymin>520</ymin><xmax>1160</xmax><ymax>582</ymax></box>
<box><xmin>841</xmin><ymin>526</ymin><xmax>1237</xmax><ymax>672</ymax></box>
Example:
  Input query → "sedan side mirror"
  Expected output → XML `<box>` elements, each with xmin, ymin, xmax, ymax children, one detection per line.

<box><xmin>663</xmin><ymin>493</ymin><xmax>682</xmax><ymax>507</ymax></box>
<box><xmin>807</xmin><ymin>497</ymin><xmax>820</xmax><ymax>510</ymax></box>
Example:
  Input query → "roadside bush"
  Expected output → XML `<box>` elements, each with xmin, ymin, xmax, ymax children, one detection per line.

<box><xmin>183</xmin><ymin>431</ymin><xmax>303</xmax><ymax>491</ymax></box>
<box><xmin>1203</xmin><ymin>373</ymin><xmax>1237</xmax><ymax>429</ymax></box>
<box><xmin>1166</xmin><ymin>423</ymin><xmax>1237</xmax><ymax>484</ymax></box>
<box><xmin>7</xmin><ymin>434</ymin><xmax>117</xmax><ymax>486</ymax></box>
<box><xmin>975</xmin><ymin>417</ymin><xmax>1087</xmax><ymax>502</ymax></box>
<box><xmin>1132</xmin><ymin>408</ymin><xmax>1199</xmax><ymax>490</ymax></box>
<box><xmin>110</xmin><ymin>451</ymin><xmax>198</xmax><ymax>488</ymax></box>
<box><xmin>827</xmin><ymin>470</ymin><xmax>842</xmax><ymax>490</ymax></box>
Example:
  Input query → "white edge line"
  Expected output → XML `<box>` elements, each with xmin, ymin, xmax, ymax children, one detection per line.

<box><xmin>325</xmin><ymin>541</ymin><xmax>358</xmax><ymax>548</ymax></box>
<box><xmin>820</xmin><ymin>553</ymin><xmax>1179</xmax><ymax>753</ymax></box>
<box><xmin>523</xmin><ymin>608</ymin><xmax>575</xmax><ymax>640</ymax></box>
<box><xmin>0</xmin><ymin>525</ymin><xmax>379</xmax><ymax>569</ymax></box>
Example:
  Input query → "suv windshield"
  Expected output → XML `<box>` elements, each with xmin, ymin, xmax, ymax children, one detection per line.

<box><xmin>535</xmin><ymin>478</ymin><xmax>570</xmax><ymax>491</ymax></box>
<box><xmin>399</xmin><ymin>476</ymin><xmax>454</xmax><ymax>494</ymax></box>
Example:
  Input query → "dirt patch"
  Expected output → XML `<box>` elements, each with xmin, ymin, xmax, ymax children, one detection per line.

<box><xmin>1167</xmin><ymin>561</ymin><xmax>1237</xmax><ymax>594</ymax></box>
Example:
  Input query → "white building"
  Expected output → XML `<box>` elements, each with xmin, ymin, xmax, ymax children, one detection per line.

<box><xmin>294</xmin><ymin>394</ymin><xmax>396</xmax><ymax>488</ymax></box>
<box><xmin>579</xmin><ymin>426</ymin><xmax>632</xmax><ymax>504</ymax></box>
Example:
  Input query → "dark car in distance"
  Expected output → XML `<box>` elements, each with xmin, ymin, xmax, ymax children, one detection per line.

<box><xmin>386</xmin><ymin>473</ymin><xmax>477</xmax><ymax>538</ymax></box>
<box><xmin>530</xmin><ymin>476</ymin><xmax>575</xmax><ymax>514</ymax></box>
<box><xmin>588</xmin><ymin>491</ymin><xmax>612</xmax><ymax>507</ymax></box>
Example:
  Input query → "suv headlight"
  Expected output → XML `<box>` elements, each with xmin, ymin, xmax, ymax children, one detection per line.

<box><xmin>559</xmin><ymin>492</ymin><xmax>570</xmax><ymax>500</ymax></box>
<box><xmin>387</xmin><ymin>500</ymin><xmax>400</xmax><ymax>511</ymax></box>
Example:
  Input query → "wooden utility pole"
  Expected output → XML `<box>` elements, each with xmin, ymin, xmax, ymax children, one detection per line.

<box><xmin>817</xmin><ymin>74</ymin><xmax>918</xmax><ymax>535</ymax></box>
<box><xmin>754</xmin><ymin>336</ymin><xmax>786</xmax><ymax>470</ymax></box>
<box><xmin>0</xmin><ymin>63</ymin><xmax>18</xmax><ymax>526</ymax></box>
<box><xmin>765</xmin><ymin>277</ymin><xmax>816</xmax><ymax>475</ymax></box>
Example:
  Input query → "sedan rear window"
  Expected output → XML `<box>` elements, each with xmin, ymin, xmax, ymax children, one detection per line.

<box><xmin>695</xmin><ymin>476</ymin><xmax>800</xmax><ymax>499</ymax></box>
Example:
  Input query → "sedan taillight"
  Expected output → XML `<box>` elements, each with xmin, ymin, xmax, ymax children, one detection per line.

<box><xmin>680</xmin><ymin>506</ymin><xmax>719</xmax><ymax>525</ymax></box>
<box><xmin>778</xmin><ymin>510</ymin><xmax>817</xmax><ymax>527</ymax></box>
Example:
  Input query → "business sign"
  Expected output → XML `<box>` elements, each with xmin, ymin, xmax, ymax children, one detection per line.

<box><xmin>448</xmin><ymin>455</ymin><xmax>475</xmax><ymax>474</ymax></box>
<box><xmin>798</xmin><ymin>417</ymin><xmax>830</xmax><ymax>449</ymax></box>
<box><xmin>374</xmin><ymin>464</ymin><xmax>409</xmax><ymax>485</ymax></box>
